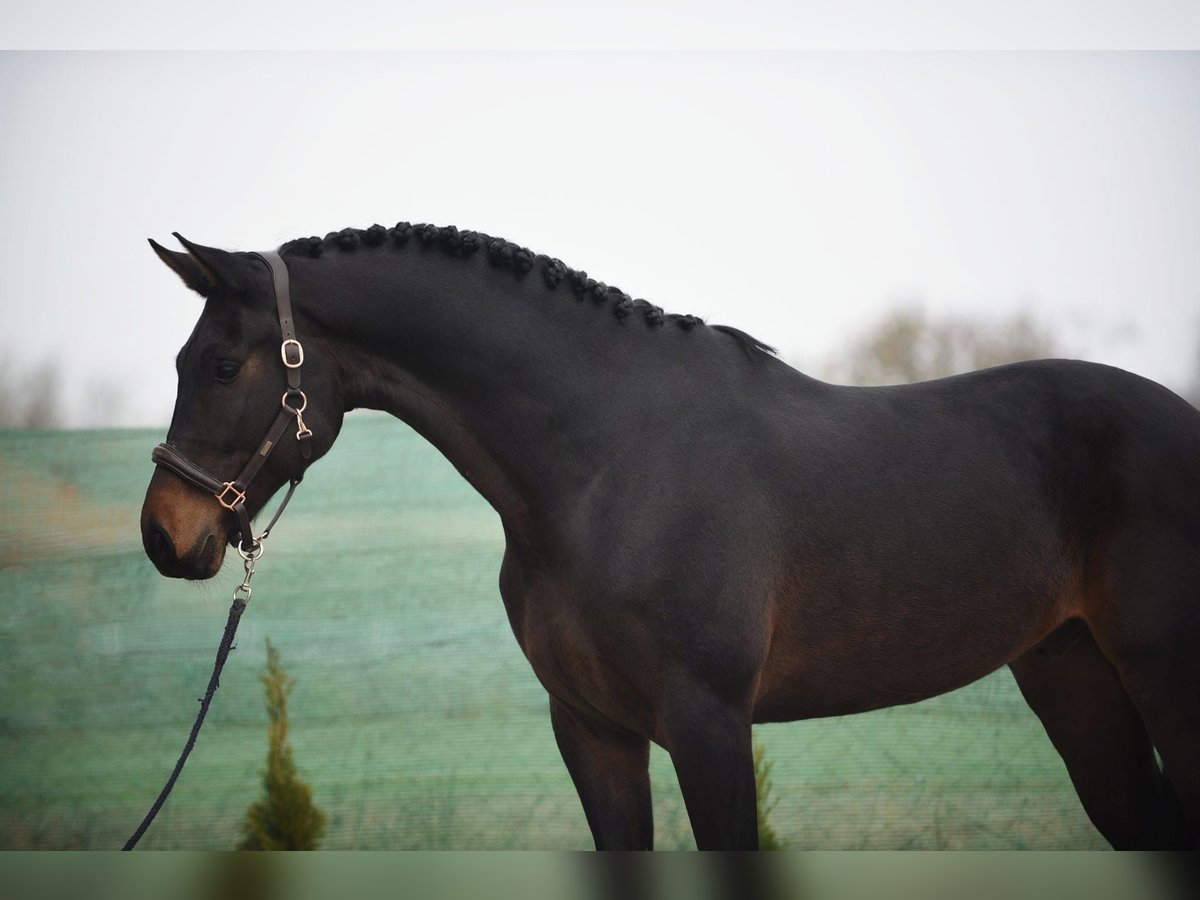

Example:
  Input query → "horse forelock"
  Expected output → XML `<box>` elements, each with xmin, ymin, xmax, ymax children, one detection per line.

<box><xmin>278</xmin><ymin>222</ymin><xmax>777</xmax><ymax>356</ymax></box>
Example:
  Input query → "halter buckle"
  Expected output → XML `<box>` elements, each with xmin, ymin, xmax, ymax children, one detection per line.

<box><xmin>215</xmin><ymin>482</ymin><xmax>246</xmax><ymax>510</ymax></box>
<box><xmin>281</xmin><ymin>339</ymin><xmax>304</xmax><ymax>368</ymax></box>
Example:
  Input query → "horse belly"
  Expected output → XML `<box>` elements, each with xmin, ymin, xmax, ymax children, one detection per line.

<box><xmin>753</xmin><ymin>631</ymin><xmax>1021</xmax><ymax>722</ymax></box>
<box><xmin>752</xmin><ymin>529</ymin><xmax>1075</xmax><ymax>722</ymax></box>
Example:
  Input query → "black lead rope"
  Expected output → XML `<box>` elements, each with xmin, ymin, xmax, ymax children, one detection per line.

<box><xmin>122</xmin><ymin>491</ymin><xmax>299</xmax><ymax>850</ymax></box>
<box><xmin>122</xmin><ymin>477</ymin><xmax>298</xmax><ymax>850</ymax></box>
<box><xmin>122</xmin><ymin>504</ymin><xmax>288</xmax><ymax>850</ymax></box>
<box><xmin>122</xmin><ymin>594</ymin><xmax>248</xmax><ymax>850</ymax></box>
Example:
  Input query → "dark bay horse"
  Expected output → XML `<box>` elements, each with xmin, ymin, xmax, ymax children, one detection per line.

<box><xmin>141</xmin><ymin>223</ymin><xmax>1200</xmax><ymax>849</ymax></box>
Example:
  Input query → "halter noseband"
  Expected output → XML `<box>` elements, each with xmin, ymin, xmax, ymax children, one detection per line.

<box><xmin>151</xmin><ymin>250</ymin><xmax>313</xmax><ymax>553</ymax></box>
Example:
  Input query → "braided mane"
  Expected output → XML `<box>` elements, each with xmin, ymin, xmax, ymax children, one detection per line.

<box><xmin>279</xmin><ymin>223</ymin><xmax>775</xmax><ymax>356</ymax></box>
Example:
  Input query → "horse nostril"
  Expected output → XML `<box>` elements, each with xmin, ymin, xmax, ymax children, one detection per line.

<box><xmin>144</xmin><ymin>522</ymin><xmax>176</xmax><ymax>565</ymax></box>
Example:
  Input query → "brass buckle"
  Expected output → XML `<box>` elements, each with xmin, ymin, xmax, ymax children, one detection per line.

<box><xmin>281</xmin><ymin>339</ymin><xmax>304</xmax><ymax>368</ymax></box>
<box><xmin>215</xmin><ymin>482</ymin><xmax>246</xmax><ymax>510</ymax></box>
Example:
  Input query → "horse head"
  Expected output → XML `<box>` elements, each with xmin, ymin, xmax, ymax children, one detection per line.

<box><xmin>141</xmin><ymin>235</ymin><xmax>343</xmax><ymax>579</ymax></box>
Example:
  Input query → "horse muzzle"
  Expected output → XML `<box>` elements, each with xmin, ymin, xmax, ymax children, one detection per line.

<box><xmin>140</xmin><ymin>471</ymin><xmax>228</xmax><ymax>579</ymax></box>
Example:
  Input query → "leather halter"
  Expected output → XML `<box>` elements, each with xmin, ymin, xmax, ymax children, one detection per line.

<box><xmin>151</xmin><ymin>250</ymin><xmax>313</xmax><ymax>552</ymax></box>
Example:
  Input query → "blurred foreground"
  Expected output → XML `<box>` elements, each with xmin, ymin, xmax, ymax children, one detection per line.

<box><xmin>3</xmin><ymin>852</ymin><xmax>1198</xmax><ymax>900</ymax></box>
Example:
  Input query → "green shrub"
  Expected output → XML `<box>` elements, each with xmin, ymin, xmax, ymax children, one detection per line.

<box><xmin>754</xmin><ymin>737</ymin><xmax>784</xmax><ymax>850</ymax></box>
<box><xmin>239</xmin><ymin>639</ymin><xmax>327</xmax><ymax>850</ymax></box>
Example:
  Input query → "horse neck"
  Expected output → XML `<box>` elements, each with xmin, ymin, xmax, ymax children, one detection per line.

<box><xmin>298</xmin><ymin>248</ymin><xmax>707</xmax><ymax>532</ymax></box>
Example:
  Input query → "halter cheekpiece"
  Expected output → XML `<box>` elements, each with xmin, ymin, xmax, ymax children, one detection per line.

<box><xmin>151</xmin><ymin>250</ymin><xmax>312</xmax><ymax>554</ymax></box>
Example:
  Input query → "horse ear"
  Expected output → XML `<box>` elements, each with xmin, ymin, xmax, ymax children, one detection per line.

<box><xmin>148</xmin><ymin>237</ymin><xmax>214</xmax><ymax>296</ymax></box>
<box><xmin>171</xmin><ymin>233</ymin><xmax>251</xmax><ymax>293</ymax></box>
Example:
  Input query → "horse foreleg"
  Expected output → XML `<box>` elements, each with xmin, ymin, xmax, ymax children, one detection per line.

<box><xmin>549</xmin><ymin>696</ymin><xmax>654</xmax><ymax>849</ymax></box>
<box><xmin>663</xmin><ymin>688</ymin><xmax>758</xmax><ymax>850</ymax></box>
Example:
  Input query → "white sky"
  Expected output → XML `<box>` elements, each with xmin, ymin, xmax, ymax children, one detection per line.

<box><xmin>1</xmin><ymin>47</ymin><xmax>1198</xmax><ymax>426</ymax></box>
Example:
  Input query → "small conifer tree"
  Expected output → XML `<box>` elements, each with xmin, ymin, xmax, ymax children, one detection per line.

<box><xmin>239</xmin><ymin>639</ymin><xmax>327</xmax><ymax>850</ymax></box>
<box><xmin>754</xmin><ymin>737</ymin><xmax>784</xmax><ymax>850</ymax></box>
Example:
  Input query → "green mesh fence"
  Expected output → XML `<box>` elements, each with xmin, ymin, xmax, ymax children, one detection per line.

<box><xmin>0</xmin><ymin>415</ymin><xmax>1104</xmax><ymax>849</ymax></box>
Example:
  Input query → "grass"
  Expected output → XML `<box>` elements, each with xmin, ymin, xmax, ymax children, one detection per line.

<box><xmin>0</xmin><ymin>415</ymin><xmax>1105</xmax><ymax>849</ymax></box>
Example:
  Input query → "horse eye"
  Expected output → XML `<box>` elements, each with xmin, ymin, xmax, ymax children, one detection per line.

<box><xmin>215</xmin><ymin>360</ymin><xmax>241</xmax><ymax>383</ymax></box>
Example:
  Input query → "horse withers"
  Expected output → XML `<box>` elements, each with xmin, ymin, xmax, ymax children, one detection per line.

<box><xmin>141</xmin><ymin>224</ymin><xmax>1200</xmax><ymax>849</ymax></box>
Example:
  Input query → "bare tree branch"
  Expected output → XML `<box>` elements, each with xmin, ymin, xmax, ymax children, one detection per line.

<box><xmin>824</xmin><ymin>307</ymin><xmax>1059</xmax><ymax>387</ymax></box>
<box><xmin>0</xmin><ymin>355</ymin><xmax>65</xmax><ymax>428</ymax></box>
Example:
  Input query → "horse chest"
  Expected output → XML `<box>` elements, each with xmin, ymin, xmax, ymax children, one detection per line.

<box><xmin>499</xmin><ymin>560</ymin><xmax>659</xmax><ymax>734</ymax></box>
